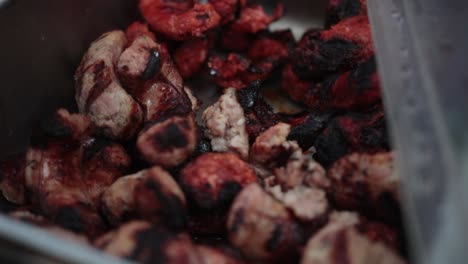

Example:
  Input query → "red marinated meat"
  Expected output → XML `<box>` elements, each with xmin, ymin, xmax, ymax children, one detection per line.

<box><xmin>231</xmin><ymin>3</ymin><xmax>284</xmax><ymax>34</ymax></box>
<box><xmin>283</xmin><ymin>57</ymin><xmax>382</xmax><ymax>111</ymax></box>
<box><xmin>209</xmin><ymin>0</ymin><xmax>239</xmax><ymax>24</ymax></box>
<box><xmin>139</xmin><ymin>0</ymin><xmax>221</xmax><ymax>40</ymax></box>
<box><xmin>291</xmin><ymin>16</ymin><xmax>374</xmax><ymax>80</ymax></box>
<box><xmin>174</xmin><ymin>37</ymin><xmax>209</xmax><ymax>79</ymax></box>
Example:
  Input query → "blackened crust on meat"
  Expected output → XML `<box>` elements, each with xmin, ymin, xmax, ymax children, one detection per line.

<box><xmin>236</xmin><ymin>80</ymin><xmax>261</xmax><ymax>108</ymax></box>
<box><xmin>54</xmin><ymin>206</ymin><xmax>84</xmax><ymax>233</ymax></box>
<box><xmin>326</xmin><ymin>0</ymin><xmax>367</xmax><ymax>27</ymax></box>
<box><xmin>314</xmin><ymin>121</ymin><xmax>351</xmax><ymax>167</ymax></box>
<box><xmin>288</xmin><ymin>112</ymin><xmax>333</xmax><ymax>150</ymax></box>
<box><xmin>360</xmin><ymin>116</ymin><xmax>389</xmax><ymax>149</ymax></box>
<box><xmin>266</xmin><ymin>225</ymin><xmax>283</xmax><ymax>252</ymax></box>
<box><xmin>128</xmin><ymin>227</ymin><xmax>171</xmax><ymax>263</ymax></box>
<box><xmin>292</xmin><ymin>36</ymin><xmax>360</xmax><ymax>80</ymax></box>
<box><xmin>218</xmin><ymin>182</ymin><xmax>242</xmax><ymax>209</ymax></box>
<box><xmin>352</xmin><ymin>56</ymin><xmax>376</xmax><ymax>90</ymax></box>
<box><xmin>153</xmin><ymin>122</ymin><xmax>189</xmax><ymax>151</ymax></box>
<box><xmin>143</xmin><ymin>180</ymin><xmax>188</xmax><ymax>230</ymax></box>
<box><xmin>142</xmin><ymin>50</ymin><xmax>161</xmax><ymax>80</ymax></box>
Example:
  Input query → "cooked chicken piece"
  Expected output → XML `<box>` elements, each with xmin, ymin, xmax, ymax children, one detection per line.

<box><xmin>75</xmin><ymin>31</ymin><xmax>143</xmax><ymax>139</ymax></box>
<box><xmin>250</xmin><ymin>123</ymin><xmax>329</xmax><ymax>190</ymax></box>
<box><xmin>268</xmin><ymin>185</ymin><xmax>328</xmax><ymax>224</ymax></box>
<box><xmin>101</xmin><ymin>166</ymin><xmax>187</xmax><ymax>229</ymax></box>
<box><xmin>9</xmin><ymin>210</ymin><xmax>89</xmax><ymax>244</ymax></box>
<box><xmin>327</xmin><ymin>152</ymin><xmax>401</xmax><ymax>223</ymax></box>
<box><xmin>250</xmin><ymin>123</ymin><xmax>296</xmax><ymax>167</ymax></box>
<box><xmin>180</xmin><ymin>153</ymin><xmax>256</xmax><ymax>211</ymax></box>
<box><xmin>197</xmin><ymin>245</ymin><xmax>245</xmax><ymax>264</ymax></box>
<box><xmin>95</xmin><ymin>221</ymin><xmax>202</xmax><ymax>264</ymax></box>
<box><xmin>203</xmin><ymin>88</ymin><xmax>249</xmax><ymax>159</ymax></box>
<box><xmin>137</xmin><ymin>114</ymin><xmax>198</xmax><ymax>168</ymax></box>
<box><xmin>227</xmin><ymin>183</ymin><xmax>304</xmax><ymax>261</ymax></box>
<box><xmin>301</xmin><ymin>212</ymin><xmax>405</xmax><ymax>264</ymax></box>
<box><xmin>23</xmin><ymin>109</ymin><xmax>131</xmax><ymax>238</ymax></box>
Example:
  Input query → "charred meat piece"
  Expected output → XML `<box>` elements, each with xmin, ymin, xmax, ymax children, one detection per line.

<box><xmin>301</xmin><ymin>212</ymin><xmax>405</xmax><ymax>264</ymax></box>
<box><xmin>314</xmin><ymin>106</ymin><xmax>390</xmax><ymax>167</ymax></box>
<box><xmin>227</xmin><ymin>183</ymin><xmax>304</xmax><ymax>261</ymax></box>
<box><xmin>75</xmin><ymin>31</ymin><xmax>143</xmax><ymax>139</ymax></box>
<box><xmin>0</xmin><ymin>153</ymin><xmax>26</xmax><ymax>205</ymax></box>
<box><xmin>247</xmin><ymin>30</ymin><xmax>294</xmax><ymax>64</ymax></box>
<box><xmin>95</xmin><ymin>221</ymin><xmax>202</xmax><ymax>264</ymax></box>
<box><xmin>327</xmin><ymin>152</ymin><xmax>401</xmax><ymax>223</ymax></box>
<box><xmin>283</xmin><ymin>57</ymin><xmax>381</xmax><ymax>111</ymax></box>
<box><xmin>23</xmin><ymin>110</ymin><xmax>134</xmax><ymax>238</ymax></box>
<box><xmin>137</xmin><ymin>115</ymin><xmax>198</xmax><ymax>168</ymax></box>
<box><xmin>197</xmin><ymin>245</ymin><xmax>245</xmax><ymax>264</ymax></box>
<box><xmin>180</xmin><ymin>153</ymin><xmax>256</xmax><ymax>211</ymax></box>
<box><xmin>203</xmin><ymin>88</ymin><xmax>249</xmax><ymax>159</ymax></box>
<box><xmin>207</xmin><ymin>53</ymin><xmax>274</xmax><ymax>90</ymax></box>
<box><xmin>220</xmin><ymin>26</ymin><xmax>255</xmax><ymax>52</ymax></box>
<box><xmin>231</xmin><ymin>3</ymin><xmax>284</xmax><ymax>34</ymax></box>
<box><xmin>9</xmin><ymin>210</ymin><xmax>89</xmax><ymax>244</ymax></box>
<box><xmin>139</xmin><ymin>0</ymin><xmax>221</xmax><ymax>40</ymax></box>
<box><xmin>287</xmin><ymin>111</ymin><xmax>334</xmax><ymax>150</ymax></box>
<box><xmin>326</xmin><ymin>0</ymin><xmax>368</xmax><ymax>27</ymax></box>
<box><xmin>291</xmin><ymin>16</ymin><xmax>374</xmax><ymax>80</ymax></box>
<box><xmin>209</xmin><ymin>0</ymin><xmax>239</xmax><ymax>24</ymax></box>
<box><xmin>101</xmin><ymin>166</ymin><xmax>187</xmax><ymax>229</ymax></box>
<box><xmin>174</xmin><ymin>37</ymin><xmax>209</xmax><ymax>79</ymax></box>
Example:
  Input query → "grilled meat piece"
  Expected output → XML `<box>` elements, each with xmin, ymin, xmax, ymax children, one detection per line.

<box><xmin>287</xmin><ymin>111</ymin><xmax>334</xmax><ymax>150</ymax></box>
<box><xmin>139</xmin><ymin>0</ymin><xmax>221</xmax><ymax>40</ymax></box>
<box><xmin>301</xmin><ymin>212</ymin><xmax>405</xmax><ymax>264</ymax></box>
<box><xmin>137</xmin><ymin>115</ymin><xmax>198</xmax><ymax>168</ymax></box>
<box><xmin>231</xmin><ymin>3</ymin><xmax>284</xmax><ymax>34</ymax></box>
<box><xmin>24</xmin><ymin>109</ymin><xmax>131</xmax><ymax>238</ymax></box>
<box><xmin>327</xmin><ymin>152</ymin><xmax>401</xmax><ymax>223</ymax></box>
<box><xmin>247</xmin><ymin>30</ymin><xmax>294</xmax><ymax>64</ymax></box>
<box><xmin>95</xmin><ymin>221</ymin><xmax>202</xmax><ymax>264</ymax></box>
<box><xmin>180</xmin><ymin>153</ymin><xmax>256</xmax><ymax>211</ymax></box>
<box><xmin>75</xmin><ymin>31</ymin><xmax>143</xmax><ymax>139</ymax></box>
<box><xmin>291</xmin><ymin>16</ymin><xmax>374</xmax><ymax>80</ymax></box>
<box><xmin>283</xmin><ymin>57</ymin><xmax>381</xmax><ymax>111</ymax></box>
<box><xmin>326</xmin><ymin>0</ymin><xmax>368</xmax><ymax>27</ymax></box>
<box><xmin>174</xmin><ymin>37</ymin><xmax>209</xmax><ymax>79</ymax></box>
<box><xmin>203</xmin><ymin>88</ymin><xmax>249</xmax><ymax>159</ymax></box>
<box><xmin>209</xmin><ymin>0</ymin><xmax>239</xmax><ymax>24</ymax></box>
<box><xmin>220</xmin><ymin>26</ymin><xmax>255</xmax><ymax>52</ymax></box>
<box><xmin>227</xmin><ymin>183</ymin><xmax>304</xmax><ymax>261</ymax></box>
<box><xmin>314</xmin><ymin>106</ymin><xmax>390</xmax><ymax>167</ymax></box>
<box><xmin>101</xmin><ymin>166</ymin><xmax>187</xmax><ymax>229</ymax></box>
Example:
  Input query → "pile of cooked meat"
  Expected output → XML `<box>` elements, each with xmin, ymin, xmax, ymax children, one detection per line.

<box><xmin>0</xmin><ymin>0</ymin><xmax>407</xmax><ymax>263</ymax></box>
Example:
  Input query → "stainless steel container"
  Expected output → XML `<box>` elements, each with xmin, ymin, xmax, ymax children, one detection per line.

<box><xmin>0</xmin><ymin>0</ymin><xmax>467</xmax><ymax>263</ymax></box>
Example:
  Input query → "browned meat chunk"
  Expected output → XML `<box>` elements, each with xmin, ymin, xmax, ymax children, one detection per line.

<box><xmin>291</xmin><ymin>16</ymin><xmax>374</xmax><ymax>80</ymax></box>
<box><xmin>95</xmin><ymin>221</ymin><xmax>202</xmax><ymax>264</ymax></box>
<box><xmin>203</xmin><ymin>88</ymin><xmax>249</xmax><ymax>159</ymax></box>
<box><xmin>75</xmin><ymin>31</ymin><xmax>143</xmax><ymax>139</ymax></box>
<box><xmin>231</xmin><ymin>3</ymin><xmax>284</xmax><ymax>34</ymax></box>
<box><xmin>139</xmin><ymin>0</ymin><xmax>221</xmax><ymax>40</ymax></box>
<box><xmin>301</xmin><ymin>212</ymin><xmax>405</xmax><ymax>264</ymax></box>
<box><xmin>101</xmin><ymin>166</ymin><xmax>187</xmax><ymax>229</ymax></box>
<box><xmin>180</xmin><ymin>153</ymin><xmax>256</xmax><ymax>211</ymax></box>
<box><xmin>227</xmin><ymin>183</ymin><xmax>304</xmax><ymax>261</ymax></box>
<box><xmin>23</xmin><ymin>109</ymin><xmax>131</xmax><ymax>238</ymax></box>
<box><xmin>137</xmin><ymin>115</ymin><xmax>198</xmax><ymax>168</ymax></box>
<box><xmin>327</xmin><ymin>152</ymin><xmax>401</xmax><ymax>223</ymax></box>
<box><xmin>209</xmin><ymin>0</ymin><xmax>239</xmax><ymax>24</ymax></box>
